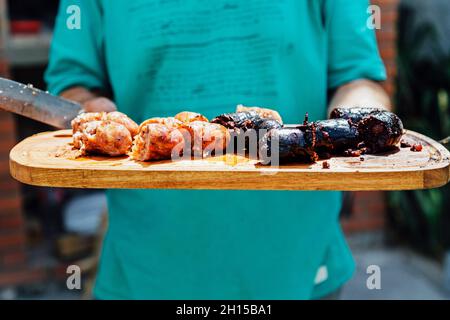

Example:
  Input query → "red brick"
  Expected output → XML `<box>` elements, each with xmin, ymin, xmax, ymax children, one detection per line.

<box><xmin>384</xmin><ymin>58</ymin><xmax>397</xmax><ymax>70</ymax></box>
<box><xmin>0</xmin><ymin>194</ymin><xmax>22</xmax><ymax>212</ymax></box>
<box><xmin>353</xmin><ymin>191</ymin><xmax>374</xmax><ymax>201</ymax></box>
<box><xmin>0</xmin><ymin>178</ymin><xmax>20</xmax><ymax>192</ymax></box>
<box><xmin>382</xmin><ymin>82</ymin><xmax>395</xmax><ymax>97</ymax></box>
<box><xmin>355</xmin><ymin>204</ymin><xmax>384</xmax><ymax>214</ymax></box>
<box><xmin>344</xmin><ymin>190</ymin><xmax>387</xmax><ymax>233</ymax></box>
<box><xmin>374</xmin><ymin>0</ymin><xmax>399</xmax><ymax>103</ymax></box>
<box><xmin>0</xmin><ymin>268</ymin><xmax>46</xmax><ymax>287</ymax></box>
<box><xmin>0</xmin><ymin>232</ymin><xmax>26</xmax><ymax>249</ymax></box>
<box><xmin>0</xmin><ymin>183</ymin><xmax>21</xmax><ymax>198</ymax></box>
<box><xmin>0</xmin><ymin>118</ymin><xmax>15</xmax><ymax>134</ymax></box>
<box><xmin>386</xmin><ymin>67</ymin><xmax>397</xmax><ymax>76</ymax></box>
<box><xmin>0</xmin><ymin>251</ymin><xmax>26</xmax><ymax>267</ymax></box>
<box><xmin>379</xmin><ymin>46</ymin><xmax>396</xmax><ymax>60</ymax></box>
<box><xmin>341</xmin><ymin>215</ymin><xmax>385</xmax><ymax>233</ymax></box>
<box><xmin>0</xmin><ymin>159</ymin><xmax>11</xmax><ymax>173</ymax></box>
<box><xmin>0</xmin><ymin>139</ymin><xmax>16</xmax><ymax>153</ymax></box>
<box><xmin>0</xmin><ymin>60</ymin><xmax>9</xmax><ymax>77</ymax></box>
<box><xmin>381</xmin><ymin>9</ymin><xmax>398</xmax><ymax>24</ymax></box>
<box><xmin>53</xmin><ymin>263</ymin><xmax>74</xmax><ymax>280</ymax></box>
<box><xmin>0</xmin><ymin>177</ymin><xmax>20</xmax><ymax>191</ymax></box>
<box><xmin>0</xmin><ymin>214</ymin><xmax>24</xmax><ymax>229</ymax></box>
<box><xmin>0</xmin><ymin>210</ymin><xmax>22</xmax><ymax>220</ymax></box>
<box><xmin>362</xmin><ymin>191</ymin><xmax>385</xmax><ymax>201</ymax></box>
<box><xmin>353</xmin><ymin>192</ymin><xmax>385</xmax><ymax>207</ymax></box>
<box><xmin>0</xmin><ymin>109</ymin><xmax>15</xmax><ymax>119</ymax></box>
<box><xmin>376</xmin><ymin>29</ymin><xmax>397</xmax><ymax>42</ymax></box>
<box><xmin>0</xmin><ymin>112</ymin><xmax>17</xmax><ymax>143</ymax></box>
<box><xmin>384</xmin><ymin>69</ymin><xmax>397</xmax><ymax>82</ymax></box>
<box><xmin>372</xmin><ymin>0</ymin><xmax>400</xmax><ymax>12</ymax></box>
<box><xmin>0</xmin><ymin>131</ymin><xmax>17</xmax><ymax>144</ymax></box>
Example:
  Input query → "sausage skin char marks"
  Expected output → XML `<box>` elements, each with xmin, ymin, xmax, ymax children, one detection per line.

<box><xmin>211</xmin><ymin>111</ymin><xmax>283</xmax><ymax>153</ymax></box>
<box><xmin>138</xmin><ymin>117</ymin><xmax>183</xmax><ymax>132</ymax></box>
<box><xmin>131</xmin><ymin>122</ymin><xmax>186</xmax><ymax>161</ymax></box>
<box><xmin>211</xmin><ymin>111</ymin><xmax>261</xmax><ymax>133</ymax></box>
<box><xmin>357</xmin><ymin>111</ymin><xmax>404</xmax><ymax>153</ymax></box>
<box><xmin>211</xmin><ymin>111</ymin><xmax>283</xmax><ymax>133</ymax></box>
<box><xmin>71</xmin><ymin>106</ymin><xmax>405</xmax><ymax>163</ymax></box>
<box><xmin>183</xmin><ymin>121</ymin><xmax>231</xmax><ymax>158</ymax></box>
<box><xmin>71</xmin><ymin>112</ymin><xmax>138</xmax><ymax>156</ymax></box>
<box><xmin>73</xmin><ymin>120</ymin><xmax>133</xmax><ymax>156</ymax></box>
<box><xmin>236</xmin><ymin>104</ymin><xmax>283</xmax><ymax>124</ymax></box>
<box><xmin>131</xmin><ymin>114</ymin><xmax>230</xmax><ymax>161</ymax></box>
<box><xmin>72</xmin><ymin>111</ymin><xmax>139</xmax><ymax>137</ymax></box>
<box><xmin>329</xmin><ymin>107</ymin><xmax>404</xmax><ymax>152</ymax></box>
<box><xmin>174</xmin><ymin>111</ymin><xmax>209</xmax><ymax>123</ymax></box>
<box><xmin>258</xmin><ymin>107</ymin><xmax>404</xmax><ymax>163</ymax></box>
<box><xmin>260</xmin><ymin>127</ymin><xmax>318</xmax><ymax>163</ymax></box>
<box><xmin>330</xmin><ymin>107</ymin><xmax>383</xmax><ymax>123</ymax></box>
<box><xmin>314</xmin><ymin>119</ymin><xmax>360</xmax><ymax>155</ymax></box>
<box><xmin>312</xmin><ymin>108</ymin><xmax>404</xmax><ymax>156</ymax></box>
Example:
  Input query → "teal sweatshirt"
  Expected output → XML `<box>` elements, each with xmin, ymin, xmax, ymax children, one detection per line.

<box><xmin>46</xmin><ymin>0</ymin><xmax>386</xmax><ymax>299</ymax></box>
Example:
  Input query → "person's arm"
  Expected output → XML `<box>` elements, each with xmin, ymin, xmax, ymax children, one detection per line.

<box><xmin>328</xmin><ymin>79</ymin><xmax>391</xmax><ymax>116</ymax></box>
<box><xmin>60</xmin><ymin>86</ymin><xmax>116</xmax><ymax>112</ymax></box>
<box><xmin>45</xmin><ymin>0</ymin><xmax>113</xmax><ymax>112</ymax></box>
<box><xmin>325</xmin><ymin>0</ymin><xmax>388</xmax><ymax>117</ymax></box>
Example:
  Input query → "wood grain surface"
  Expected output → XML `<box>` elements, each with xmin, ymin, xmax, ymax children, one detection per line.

<box><xmin>9</xmin><ymin>129</ymin><xmax>450</xmax><ymax>191</ymax></box>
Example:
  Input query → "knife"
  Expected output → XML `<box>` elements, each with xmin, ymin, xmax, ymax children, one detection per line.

<box><xmin>0</xmin><ymin>77</ymin><xmax>83</xmax><ymax>129</ymax></box>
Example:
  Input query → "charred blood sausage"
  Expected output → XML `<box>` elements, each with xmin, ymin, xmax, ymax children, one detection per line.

<box><xmin>211</xmin><ymin>111</ymin><xmax>260</xmax><ymax>133</ymax></box>
<box><xmin>253</xmin><ymin>118</ymin><xmax>283</xmax><ymax>131</ymax></box>
<box><xmin>314</xmin><ymin>119</ymin><xmax>360</xmax><ymax>154</ymax></box>
<box><xmin>330</xmin><ymin>108</ymin><xmax>404</xmax><ymax>152</ymax></box>
<box><xmin>330</xmin><ymin>107</ymin><xmax>383</xmax><ymax>123</ymax></box>
<box><xmin>259</xmin><ymin>127</ymin><xmax>317</xmax><ymax>163</ymax></box>
<box><xmin>357</xmin><ymin>111</ymin><xmax>404</xmax><ymax>152</ymax></box>
<box><xmin>211</xmin><ymin>111</ymin><xmax>282</xmax><ymax>133</ymax></box>
<box><xmin>236</xmin><ymin>105</ymin><xmax>283</xmax><ymax>124</ymax></box>
<box><xmin>212</xmin><ymin>112</ymin><xmax>283</xmax><ymax>153</ymax></box>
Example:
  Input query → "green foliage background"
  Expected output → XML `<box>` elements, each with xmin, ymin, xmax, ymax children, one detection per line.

<box><xmin>389</xmin><ymin>0</ymin><xmax>450</xmax><ymax>257</ymax></box>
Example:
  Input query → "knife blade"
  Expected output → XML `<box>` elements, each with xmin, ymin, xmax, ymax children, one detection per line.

<box><xmin>0</xmin><ymin>77</ymin><xmax>83</xmax><ymax>129</ymax></box>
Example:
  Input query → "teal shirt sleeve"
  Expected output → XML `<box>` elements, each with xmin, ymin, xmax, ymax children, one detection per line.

<box><xmin>325</xmin><ymin>0</ymin><xmax>387</xmax><ymax>89</ymax></box>
<box><xmin>45</xmin><ymin>0</ymin><xmax>107</xmax><ymax>95</ymax></box>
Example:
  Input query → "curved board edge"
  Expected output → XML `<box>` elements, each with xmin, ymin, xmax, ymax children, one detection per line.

<box><xmin>9</xmin><ymin>129</ymin><xmax>450</xmax><ymax>191</ymax></box>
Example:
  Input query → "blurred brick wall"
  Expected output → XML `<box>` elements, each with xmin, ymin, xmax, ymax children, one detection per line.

<box><xmin>0</xmin><ymin>63</ymin><xmax>30</xmax><ymax>285</ymax></box>
<box><xmin>342</xmin><ymin>0</ymin><xmax>399</xmax><ymax>234</ymax></box>
<box><xmin>373</xmin><ymin>0</ymin><xmax>399</xmax><ymax>98</ymax></box>
<box><xmin>0</xmin><ymin>0</ymin><xmax>33</xmax><ymax>286</ymax></box>
<box><xmin>0</xmin><ymin>0</ymin><xmax>400</xmax><ymax>289</ymax></box>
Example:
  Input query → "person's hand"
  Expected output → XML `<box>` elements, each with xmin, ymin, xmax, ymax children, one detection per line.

<box><xmin>327</xmin><ymin>79</ymin><xmax>391</xmax><ymax>117</ymax></box>
<box><xmin>60</xmin><ymin>87</ymin><xmax>117</xmax><ymax>113</ymax></box>
<box><xmin>83</xmin><ymin>97</ymin><xmax>117</xmax><ymax>113</ymax></box>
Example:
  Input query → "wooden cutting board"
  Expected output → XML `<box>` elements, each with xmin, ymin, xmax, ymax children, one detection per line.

<box><xmin>9</xmin><ymin>129</ymin><xmax>450</xmax><ymax>191</ymax></box>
